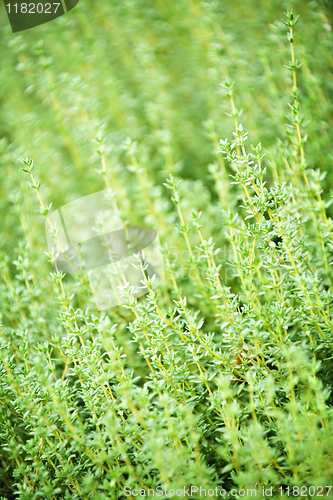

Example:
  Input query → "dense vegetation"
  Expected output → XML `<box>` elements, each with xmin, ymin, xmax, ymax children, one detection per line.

<box><xmin>1</xmin><ymin>0</ymin><xmax>333</xmax><ymax>498</ymax></box>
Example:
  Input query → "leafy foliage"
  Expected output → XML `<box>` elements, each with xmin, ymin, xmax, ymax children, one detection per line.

<box><xmin>1</xmin><ymin>1</ymin><xmax>333</xmax><ymax>498</ymax></box>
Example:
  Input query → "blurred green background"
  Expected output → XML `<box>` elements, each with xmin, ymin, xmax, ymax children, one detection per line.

<box><xmin>0</xmin><ymin>0</ymin><xmax>333</xmax><ymax>278</ymax></box>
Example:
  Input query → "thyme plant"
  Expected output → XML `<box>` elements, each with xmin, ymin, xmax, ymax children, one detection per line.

<box><xmin>1</xmin><ymin>1</ymin><xmax>333</xmax><ymax>499</ymax></box>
